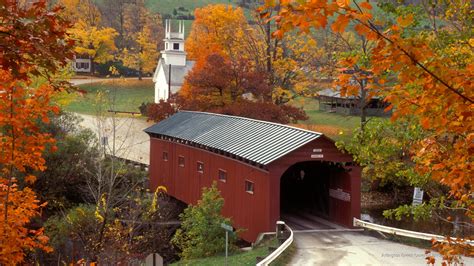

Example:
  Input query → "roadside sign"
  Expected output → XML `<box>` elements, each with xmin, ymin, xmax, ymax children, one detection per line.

<box><xmin>221</xmin><ymin>223</ymin><xmax>233</xmax><ymax>232</ymax></box>
<box><xmin>221</xmin><ymin>223</ymin><xmax>233</xmax><ymax>266</ymax></box>
<box><xmin>412</xmin><ymin>187</ymin><xmax>424</xmax><ymax>206</ymax></box>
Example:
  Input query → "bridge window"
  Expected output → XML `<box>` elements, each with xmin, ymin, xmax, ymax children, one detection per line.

<box><xmin>162</xmin><ymin>151</ymin><xmax>168</xmax><ymax>161</ymax></box>
<box><xmin>197</xmin><ymin>161</ymin><xmax>204</xmax><ymax>173</ymax></box>
<box><xmin>178</xmin><ymin>156</ymin><xmax>185</xmax><ymax>167</ymax></box>
<box><xmin>245</xmin><ymin>180</ymin><xmax>254</xmax><ymax>194</ymax></box>
<box><xmin>218</xmin><ymin>169</ymin><xmax>227</xmax><ymax>183</ymax></box>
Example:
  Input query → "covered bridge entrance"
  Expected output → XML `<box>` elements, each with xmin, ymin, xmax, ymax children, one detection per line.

<box><xmin>145</xmin><ymin>111</ymin><xmax>360</xmax><ymax>242</ymax></box>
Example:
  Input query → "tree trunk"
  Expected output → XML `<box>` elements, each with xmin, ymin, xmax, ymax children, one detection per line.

<box><xmin>360</xmin><ymin>79</ymin><xmax>367</xmax><ymax>130</ymax></box>
<box><xmin>138</xmin><ymin>67</ymin><xmax>142</xmax><ymax>80</ymax></box>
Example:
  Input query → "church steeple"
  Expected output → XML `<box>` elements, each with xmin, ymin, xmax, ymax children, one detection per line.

<box><xmin>162</xmin><ymin>20</ymin><xmax>186</xmax><ymax>66</ymax></box>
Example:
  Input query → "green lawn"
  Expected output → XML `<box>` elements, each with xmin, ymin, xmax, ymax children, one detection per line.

<box><xmin>171</xmin><ymin>239</ymin><xmax>277</xmax><ymax>266</ymax></box>
<box><xmin>62</xmin><ymin>79</ymin><xmax>154</xmax><ymax>115</ymax></box>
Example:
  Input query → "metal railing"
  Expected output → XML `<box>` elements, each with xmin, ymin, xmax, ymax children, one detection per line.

<box><xmin>256</xmin><ymin>222</ymin><xmax>294</xmax><ymax>266</ymax></box>
<box><xmin>353</xmin><ymin>218</ymin><xmax>474</xmax><ymax>245</ymax></box>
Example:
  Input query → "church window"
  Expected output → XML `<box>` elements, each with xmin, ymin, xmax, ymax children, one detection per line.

<box><xmin>173</xmin><ymin>43</ymin><xmax>180</xmax><ymax>50</ymax></box>
<box><xmin>165</xmin><ymin>43</ymin><xmax>168</xmax><ymax>50</ymax></box>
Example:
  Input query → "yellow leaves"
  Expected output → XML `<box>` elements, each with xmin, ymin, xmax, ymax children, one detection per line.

<box><xmin>336</xmin><ymin>0</ymin><xmax>350</xmax><ymax>8</ymax></box>
<box><xmin>469</xmin><ymin>38</ymin><xmax>474</xmax><ymax>47</ymax></box>
<box><xmin>396</xmin><ymin>14</ymin><xmax>414</xmax><ymax>28</ymax></box>
<box><xmin>331</xmin><ymin>15</ymin><xmax>350</xmax><ymax>33</ymax></box>
<box><xmin>69</xmin><ymin>21</ymin><xmax>117</xmax><ymax>63</ymax></box>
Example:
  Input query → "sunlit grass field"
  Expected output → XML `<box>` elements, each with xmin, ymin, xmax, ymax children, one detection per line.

<box><xmin>61</xmin><ymin>79</ymin><xmax>154</xmax><ymax>115</ymax></box>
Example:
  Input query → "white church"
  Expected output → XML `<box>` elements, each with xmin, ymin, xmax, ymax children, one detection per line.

<box><xmin>153</xmin><ymin>20</ymin><xmax>195</xmax><ymax>103</ymax></box>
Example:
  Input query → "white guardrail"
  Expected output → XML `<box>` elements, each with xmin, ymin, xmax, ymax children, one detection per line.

<box><xmin>353</xmin><ymin>218</ymin><xmax>474</xmax><ymax>245</ymax></box>
<box><xmin>256</xmin><ymin>223</ymin><xmax>294</xmax><ymax>266</ymax></box>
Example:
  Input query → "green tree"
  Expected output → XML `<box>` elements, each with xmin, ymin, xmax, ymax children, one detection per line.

<box><xmin>337</xmin><ymin>118</ymin><xmax>429</xmax><ymax>202</ymax></box>
<box><xmin>172</xmin><ymin>182</ymin><xmax>235</xmax><ymax>260</ymax></box>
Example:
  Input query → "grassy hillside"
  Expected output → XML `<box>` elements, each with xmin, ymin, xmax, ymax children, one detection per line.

<box><xmin>146</xmin><ymin>0</ymin><xmax>236</xmax><ymax>15</ymax></box>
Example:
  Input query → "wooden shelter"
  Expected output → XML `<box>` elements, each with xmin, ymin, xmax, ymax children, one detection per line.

<box><xmin>317</xmin><ymin>88</ymin><xmax>391</xmax><ymax>116</ymax></box>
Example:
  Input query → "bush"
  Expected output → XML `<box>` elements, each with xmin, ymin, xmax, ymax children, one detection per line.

<box><xmin>216</xmin><ymin>100</ymin><xmax>308</xmax><ymax>124</ymax></box>
<box><xmin>140</xmin><ymin>100</ymin><xmax>177</xmax><ymax>122</ymax></box>
<box><xmin>171</xmin><ymin>182</ymin><xmax>236</xmax><ymax>260</ymax></box>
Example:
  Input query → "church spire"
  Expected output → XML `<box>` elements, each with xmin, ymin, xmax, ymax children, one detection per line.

<box><xmin>162</xmin><ymin>20</ymin><xmax>186</xmax><ymax>66</ymax></box>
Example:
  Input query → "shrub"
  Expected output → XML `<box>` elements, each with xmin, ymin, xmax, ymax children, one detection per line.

<box><xmin>171</xmin><ymin>182</ymin><xmax>236</xmax><ymax>260</ymax></box>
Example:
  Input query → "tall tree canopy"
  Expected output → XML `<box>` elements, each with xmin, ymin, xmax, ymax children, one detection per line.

<box><xmin>0</xmin><ymin>1</ymin><xmax>74</xmax><ymax>263</ymax></box>
<box><xmin>261</xmin><ymin>0</ymin><xmax>473</xmax><ymax>262</ymax></box>
<box><xmin>185</xmin><ymin>4</ymin><xmax>250</xmax><ymax>61</ymax></box>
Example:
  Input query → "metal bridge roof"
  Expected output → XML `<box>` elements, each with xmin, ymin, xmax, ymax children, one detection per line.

<box><xmin>144</xmin><ymin>111</ymin><xmax>322</xmax><ymax>165</ymax></box>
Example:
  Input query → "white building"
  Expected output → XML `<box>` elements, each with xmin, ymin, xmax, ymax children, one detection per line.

<box><xmin>72</xmin><ymin>56</ymin><xmax>92</xmax><ymax>73</ymax></box>
<box><xmin>152</xmin><ymin>20</ymin><xmax>195</xmax><ymax>103</ymax></box>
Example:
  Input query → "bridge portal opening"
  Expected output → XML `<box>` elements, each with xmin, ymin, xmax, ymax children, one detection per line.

<box><xmin>280</xmin><ymin>161</ymin><xmax>348</xmax><ymax>229</ymax></box>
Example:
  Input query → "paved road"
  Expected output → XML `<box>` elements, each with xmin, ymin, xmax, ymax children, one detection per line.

<box><xmin>70</xmin><ymin>78</ymin><xmax>154</xmax><ymax>165</ymax></box>
<box><xmin>78</xmin><ymin>114</ymin><xmax>152</xmax><ymax>165</ymax></box>
<box><xmin>289</xmin><ymin>230</ymin><xmax>473</xmax><ymax>265</ymax></box>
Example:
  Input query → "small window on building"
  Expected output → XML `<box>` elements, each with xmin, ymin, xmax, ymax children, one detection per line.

<box><xmin>165</xmin><ymin>43</ymin><xmax>168</xmax><ymax>50</ymax></box>
<box><xmin>76</xmin><ymin>62</ymin><xmax>80</xmax><ymax>68</ymax></box>
<box><xmin>245</xmin><ymin>180</ymin><xmax>254</xmax><ymax>194</ymax></box>
<box><xmin>178</xmin><ymin>156</ymin><xmax>185</xmax><ymax>167</ymax></box>
<box><xmin>218</xmin><ymin>169</ymin><xmax>227</xmax><ymax>183</ymax></box>
<box><xmin>197</xmin><ymin>161</ymin><xmax>204</xmax><ymax>173</ymax></box>
<box><xmin>162</xmin><ymin>151</ymin><xmax>168</xmax><ymax>161</ymax></box>
<box><xmin>173</xmin><ymin>43</ymin><xmax>180</xmax><ymax>50</ymax></box>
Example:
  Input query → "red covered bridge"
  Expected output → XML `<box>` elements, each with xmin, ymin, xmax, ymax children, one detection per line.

<box><xmin>145</xmin><ymin>111</ymin><xmax>361</xmax><ymax>242</ymax></box>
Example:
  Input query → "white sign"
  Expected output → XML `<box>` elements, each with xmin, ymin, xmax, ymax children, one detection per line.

<box><xmin>313</xmin><ymin>148</ymin><xmax>323</xmax><ymax>153</ymax></box>
<box><xmin>145</xmin><ymin>253</ymin><xmax>163</xmax><ymax>266</ymax></box>
<box><xmin>221</xmin><ymin>223</ymin><xmax>233</xmax><ymax>232</ymax></box>
<box><xmin>329</xmin><ymin>188</ymin><xmax>351</xmax><ymax>202</ymax></box>
<box><xmin>412</xmin><ymin>187</ymin><xmax>424</xmax><ymax>206</ymax></box>
<box><xmin>311</xmin><ymin>154</ymin><xmax>324</xmax><ymax>159</ymax></box>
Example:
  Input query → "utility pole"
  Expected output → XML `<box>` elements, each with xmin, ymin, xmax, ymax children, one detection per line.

<box><xmin>168</xmin><ymin>64</ymin><xmax>172</xmax><ymax>101</ymax></box>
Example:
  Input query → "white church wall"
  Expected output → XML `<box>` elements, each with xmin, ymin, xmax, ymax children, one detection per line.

<box><xmin>162</xmin><ymin>53</ymin><xmax>186</xmax><ymax>66</ymax></box>
<box><xmin>154</xmin><ymin>67</ymin><xmax>169</xmax><ymax>103</ymax></box>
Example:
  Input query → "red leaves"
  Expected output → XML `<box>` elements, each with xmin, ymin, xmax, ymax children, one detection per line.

<box><xmin>144</xmin><ymin>100</ymin><xmax>177</xmax><ymax>123</ymax></box>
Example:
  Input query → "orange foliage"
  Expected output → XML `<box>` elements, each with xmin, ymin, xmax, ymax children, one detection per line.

<box><xmin>0</xmin><ymin>70</ymin><xmax>58</xmax><ymax>264</ymax></box>
<box><xmin>185</xmin><ymin>4</ymin><xmax>249</xmax><ymax>61</ymax></box>
<box><xmin>0</xmin><ymin>1</ymin><xmax>73</xmax><ymax>263</ymax></box>
<box><xmin>262</xmin><ymin>0</ymin><xmax>473</xmax><ymax>262</ymax></box>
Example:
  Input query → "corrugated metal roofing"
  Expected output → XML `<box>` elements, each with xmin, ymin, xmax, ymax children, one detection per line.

<box><xmin>144</xmin><ymin>111</ymin><xmax>322</xmax><ymax>165</ymax></box>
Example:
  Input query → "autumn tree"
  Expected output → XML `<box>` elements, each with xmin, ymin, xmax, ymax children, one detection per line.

<box><xmin>185</xmin><ymin>4</ymin><xmax>250</xmax><ymax>61</ymax></box>
<box><xmin>179</xmin><ymin>52</ymin><xmax>306</xmax><ymax>123</ymax></box>
<box><xmin>0</xmin><ymin>1</ymin><xmax>74</xmax><ymax>263</ymax></box>
<box><xmin>122</xmin><ymin>24</ymin><xmax>159</xmax><ymax>79</ymax></box>
<box><xmin>262</xmin><ymin>0</ymin><xmax>473</xmax><ymax>263</ymax></box>
<box><xmin>60</xmin><ymin>0</ymin><xmax>118</xmax><ymax>73</ymax></box>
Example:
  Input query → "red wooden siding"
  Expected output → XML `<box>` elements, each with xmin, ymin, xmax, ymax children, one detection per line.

<box><xmin>149</xmin><ymin>138</ymin><xmax>271</xmax><ymax>242</ymax></box>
